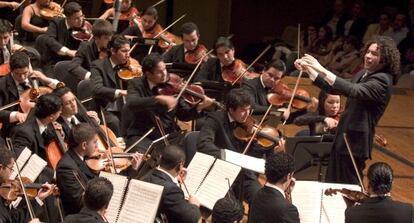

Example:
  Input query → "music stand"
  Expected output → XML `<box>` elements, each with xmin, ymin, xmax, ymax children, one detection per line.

<box><xmin>285</xmin><ymin>135</ymin><xmax>334</xmax><ymax>182</ymax></box>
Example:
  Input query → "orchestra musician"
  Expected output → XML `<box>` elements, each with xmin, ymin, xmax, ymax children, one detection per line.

<box><xmin>0</xmin><ymin>19</ymin><xmax>13</xmax><ymax>66</ymax></box>
<box><xmin>344</xmin><ymin>162</ymin><xmax>413</xmax><ymax>223</ymax></box>
<box><xmin>143</xmin><ymin>144</ymin><xmax>201</xmax><ymax>223</ymax></box>
<box><xmin>20</xmin><ymin>0</ymin><xmax>50</xmax><ymax>42</ymax></box>
<box><xmin>35</xmin><ymin>1</ymin><xmax>85</xmax><ymax>77</ymax></box>
<box><xmin>0</xmin><ymin>145</ymin><xmax>56</xmax><ymax>223</ymax></box>
<box><xmin>197</xmin><ymin>88</ymin><xmax>284</xmax><ymax>204</ymax></box>
<box><xmin>90</xmin><ymin>34</ymin><xmax>130</xmax><ymax>136</ymax></box>
<box><xmin>124</xmin><ymin>52</ymin><xmax>213</xmax><ymax>153</ymax></box>
<box><xmin>248</xmin><ymin>152</ymin><xmax>299</xmax><ymax>223</ymax></box>
<box><xmin>99</xmin><ymin>0</ymin><xmax>138</xmax><ymax>33</ymax></box>
<box><xmin>211</xmin><ymin>196</ymin><xmax>244</xmax><ymax>223</ymax></box>
<box><xmin>295</xmin><ymin>35</ymin><xmax>401</xmax><ymax>184</ymax></box>
<box><xmin>0</xmin><ymin>52</ymin><xmax>60</xmax><ymax>140</ymax></box>
<box><xmin>64</xmin><ymin>177</ymin><xmax>114</xmax><ymax>223</ymax></box>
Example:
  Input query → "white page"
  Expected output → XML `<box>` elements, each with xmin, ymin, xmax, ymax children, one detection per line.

<box><xmin>100</xmin><ymin>172</ymin><xmax>128</xmax><ymax>223</ymax></box>
<box><xmin>183</xmin><ymin>152</ymin><xmax>216</xmax><ymax>198</ymax></box>
<box><xmin>195</xmin><ymin>159</ymin><xmax>241</xmax><ymax>210</ymax></box>
<box><xmin>223</xmin><ymin>149</ymin><xmax>265</xmax><ymax>174</ymax></box>
<box><xmin>117</xmin><ymin>179</ymin><xmax>163</xmax><ymax>223</ymax></box>
<box><xmin>320</xmin><ymin>183</ymin><xmax>361</xmax><ymax>223</ymax></box>
<box><xmin>20</xmin><ymin>154</ymin><xmax>47</xmax><ymax>182</ymax></box>
<box><xmin>10</xmin><ymin>147</ymin><xmax>32</xmax><ymax>180</ymax></box>
<box><xmin>292</xmin><ymin>181</ymin><xmax>323</xmax><ymax>223</ymax></box>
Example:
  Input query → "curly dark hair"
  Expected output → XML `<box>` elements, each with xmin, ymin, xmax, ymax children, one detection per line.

<box><xmin>367</xmin><ymin>162</ymin><xmax>393</xmax><ymax>195</ymax></box>
<box><xmin>225</xmin><ymin>88</ymin><xmax>252</xmax><ymax>111</ymax></box>
<box><xmin>265</xmin><ymin>152</ymin><xmax>295</xmax><ymax>183</ymax></box>
<box><xmin>212</xmin><ymin>196</ymin><xmax>244</xmax><ymax>223</ymax></box>
<box><xmin>363</xmin><ymin>36</ymin><xmax>401</xmax><ymax>84</ymax></box>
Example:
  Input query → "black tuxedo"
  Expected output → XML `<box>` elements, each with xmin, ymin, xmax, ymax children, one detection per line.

<box><xmin>0</xmin><ymin>75</ymin><xmax>20</xmax><ymax>137</ymax></box>
<box><xmin>143</xmin><ymin>169</ymin><xmax>201</xmax><ymax>223</ymax></box>
<box><xmin>56</xmin><ymin>149</ymin><xmax>97</xmax><ymax>216</ymax></box>
<box><xmin>194</xmin><ymin>57</ymin><xmax>225</xmax><ymax>83</ymax></box>
<box><xmin>345</xmin><ymin>197</ymin><xmax>413</xmax><ymax>223</ymax></box>
<box><xmin>124</xmin><ymin>76</ymin><xmax>199</xmax><ymax>151</ymax></box>
<box><xmin>0</xmin><ymin>197</ymin><xmax>43</xmax><ymax>223</ymax></box>
<box><xmin>0</xmin><ymin>44</ymin><xmax>11</xmax><ymax>65</ymax></box>
<box><xmin>64</xmin><ymin>207</ymin><xmax>107</xmax><ymax>223</ymax></box>
<box><xmin>163</xmin><ymin>44</ymin><xmax>185</xmax><ymax>63</ymax></box>
<box><xmin>314</xmin><ymin>70</ymin><xmax>393</xmax><ymax>184</ymax></box>
<box><xmin>242</xmin><ymin>77</ymin><xmax>271</xmax><ymax>114</ymax></box>
<box><xmin>36</xmin><ymin>18</ymin><xmax>81</xmax><ymax>67</ymax></box>
<box><xmin>68</xmin><ymin>40</ymin><xmax>102</xmax><ymax>80</ymax></box>
<box><xmin>56</xmin><ymin>113</ymin><xmax>88</xmax><ymax>138</ymax></box>
<box><xmin>248</xmin><ymin>185</ymin><xmax>300</xmax><ymax>223</ymax></box>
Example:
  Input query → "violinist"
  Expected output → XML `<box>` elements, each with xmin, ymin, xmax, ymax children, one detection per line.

<box><xmin>53</xmin><ymin>87</ymin><xmax>100</xmax><ymax>137</ymax></box>
<box><xmin>0</xmin><ymin>19</ymin><xmax>12</xmax><ymax>66</ymax></box>
<box><xmin>36</xmin><ymin>1</ymin><xmax>84</xmax><ymax>76</ymax></box>
<box><xmin>344</xmin><ymin>162</ymin><xmax>413</xmax><ymax>223</ymax></box>
<box><xmin>212</xmin><ymin>196</ymin><xmax>244</xmax><ymax>223</ymax></box>
<box><xmin>58</xmin><ymin>19</ymin><xmax>113</xmax><ymax>91</ymax></box>
<box><xmin>90</xmin><ymin>34</ymin><xmax>130</xmax><ymax>136</ymax></box>
<box><xmin>295</xmin><ymin>36</ymin><xmax>400</xmax><ymax>184</ymax></box>
<box><xmin>197</xmin><ymin>88</ymin><xmax>284</xmax><ymax>204</ymax></box>
<box><xmin>56</xmin><ymin>123</ymin><xmax>142</xmax><ymax>215</ymax></box>
<box><xmin>0</xmin><ymin>52</ymin><xmax>60</xmax><ymax>140</ymax></box>
<box><xmin>99</xmin><ymin>0</ymin><xmax>138</xmax><ymax>32</ymax></box>
<box><xmin>163</xmin><ymin>22</ymin><xmax>205</xmax><ymax>65</ymax></box>
<box><xmin>64</xmin><ymin>177</ymin><xmax>114</xmax><ymax>223</ymax></box>
<box><xmin>124</xmin><ymin>52</ymin><xmax>213</xmax><ymax>153</ymax></box>
<box><xmin>293</xmin><ymin>91</ymin><xmax>340</xmax><ymax>136</ymax></box>
<box><xmin>0</xmin><ymin>145</ymin><xmax>56</xmax><ymax>223</ymax></box>
<box><xmin>20</xmin><ymin>0</ymin><xmax>50</xmax><ymax>42</ymax></box>
<box><xmin>248</xmin><ymin>152</ymin><xmax>299</xmax><ymax>223</ymax></box>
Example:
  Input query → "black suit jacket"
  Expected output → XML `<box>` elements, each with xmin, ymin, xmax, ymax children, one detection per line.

<box><xmin>0</xmin><ymin>75</ymin><xmax>20</xmax><ymax>128</ymax></box>
<box><xmin>163</xmin><ymin>44</ymin><xmax>185</xmax><ymax>63</ymax></box>
<box><xmin>56</xmin><ymin>149</ymin><xmax>97</xmax><ymax>216</ymax></box>
<box><xmin>242</xmin><ymin>77</ymin><xmax>272</xmax><ymax>114</ymax></box>
<box><xmin>0</xmin><ymin>197</ymin><xmax>43</xmax><ymax>223</ymax></box>
<box><xmin>194</xmin><ymin>57</ymin><xmax>225</xmax><ymax>83</ymax></box>
<box><xmin>345</xmin><ymin>197</ymin><xmax>413</xmax><ymax>223</ymax></box>
<box><xmin>125</xmin><ymin>76</ymin><xmax>199</xmax><ymax>140</ymax></box>
<box><xmin>40</xmin><ymin>18</ymin><xmax>81</xmax><ymax>65</ymax></box>
<box><xmin>90</xmin><ymin>57</ymin><xmax>123</xmax><ymax>110</ymax></box>
<box><xmin>64</xmin><ymin>207</ymin><xmax>106</xmax><ymax>223</ymax></box>
<box><xmin>144</xmin><ymin>169</ymin><xmax>201</xmax><ymax>223</ymax></box>
<box><xmin>248</xmin><ymin>186</ymin><xmax>300</xmax><ymax>223</ymax></box>
<box><xmin>68</xmin><ymin>40</ymin><xmax>101</xmax><ymax>80</ymax></box>
<box><xmin>56</xmin><ymin>113</ymin><xmax>88</xmax><ymax>138</ymax></box>
<box><xmin>314</xmin><ymin>70</ymin><xmax>393</xmax><ymax>159</ymax></box>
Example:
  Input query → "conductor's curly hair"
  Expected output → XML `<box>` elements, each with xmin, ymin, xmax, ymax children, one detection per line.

<box><xmin>363</xmin><ymin>36</ymin><xmax>401</xmax><ymax>84</ymax></box>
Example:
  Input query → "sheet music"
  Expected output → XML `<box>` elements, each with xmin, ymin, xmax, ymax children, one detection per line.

<box><xmin>20</xmin><ymin>154</ymin><xmax>47</xmax><ymax>182</ymax></box>
<box><xmin>10</xmin><ymin>147</ymin><xmax>31</xmax><ymax>180</ymax></box>
<box><xmin>292</xmin><ymin>181</ymin><xmax>361</xmax><ymax>223</ymax></box>
<box><xmin>195</xmin><ymin>159</ymin><xmax>241</xmax><ymax>210</ymax></box>
<box><xmin>100</xmin><ymin>172</ymin><xmax>128</xmax><ymax>223</ymax></box>
<box><xmin>117</xmin><ymin>179</ymin><xmax>163</xmax><ymax>223</ymax></box>
<box><xmin>183</xmin><ymin>152</ymin><xmax>216</xmax><ymax>198</ymax></box>
<box><xmin>223</xmin><ymin>149</ymin><xmax>265</xmax><ymax>174</ymax></box>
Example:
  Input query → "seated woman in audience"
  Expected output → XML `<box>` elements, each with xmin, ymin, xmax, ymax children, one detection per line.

<box><xmin>293</xmin><ymin>91</ymin><xmax>341</xmax><ymax>136</ymax></box>
<box><xmin>21</xmin><ymin>0</ymin><xmax>50</xmax><ymax>42</ymax></box>
<box><xmin>327</xmin><ymin>36</ymin><xmax>361</xmax><ymax>78</ymax></box>
<box><xmin>309</xmin><ymin>25</ymin><xmax>334</xmax><ymax>59</ymax></box>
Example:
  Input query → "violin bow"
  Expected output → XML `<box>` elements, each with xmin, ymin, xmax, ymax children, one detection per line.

<box><xmin>175</xmin><ymin>49</ymin><xmax>213</xmax><ymax>100</ymax></box>
<box><xmin>5</xmin><ymin>138</ymin><xmax>36</xmax><ymax>220</ymax></box>
<box><xmin>99</xmin><ymin>107</ymin><xmax>117</xmax><ymax>174</ymax></box>
<box><xmin>231</xmin><ymin>44</ymin><xmax>272</xmax><ymax>86</ymax></box>
<box><xmin>343</xmin><ymin>133</ymin><xmax>366</xmax><ymax>193</ymax></box>
<box><xmin>124</xmin><ymin>127</ymin><xmax>155</xmax><ymax>153</ymax></box>
<box><xmin>147</xmin><ymin>14</ymin><xmax>187</xmax><ymax>55</ymax></box>
<box><xmin>13</xmin><ymin>0</ymin><xmax>28</xmax><ymax>11</ymax></box>
<box><xmin>242</xmin><ymin>103</ymin><xmax>274</xmax><ymax>154</ymax></box>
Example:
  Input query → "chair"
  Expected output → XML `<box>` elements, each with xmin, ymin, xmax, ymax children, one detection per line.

<box><xmin>77</xmin><ymin>79</ymin><xmax>96</xmax><ymax>111</ymax></box>
<box><xmin>54</xmin><ymin>60</ymin><xmax>79</xmax><ymax>93</ymax></box>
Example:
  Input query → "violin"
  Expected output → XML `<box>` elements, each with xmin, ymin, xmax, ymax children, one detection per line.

<box><xmin>71</xmin><ymin>20</ymin><xmax>93</xmax><ymax>41</ymax></box>
<box><xmin>233</xmin><ymin>116</ymin><xmax>281</xmax><ymax>148</ymax></box>
<box><xmin>184</xmin><ymin>44</ymin><xmax>208</xmax><ymax>64</ymax></box>
<box><xmin>324</xmin><ymin>188</ymin><xmax>369</xmax><ymax>203</ymax></box>
<box><xmin>221</xmin><ymin>59</ymin><xmax>260</xmax><ymax>85</ymax></box>
<box><xmin>267</xmin><ymin>80</ymin><xmax>312</xmax><ymax>109</ymax></box>
<box><xmin>39</xmin><ymin>1</ymin><xmax>64</xmax><ymax>20</ymax></box>
<box><xmin>141</xmin><ymin>23</ymin><xmax>181</xmax><ymax>51</ymax></box>
<box><xmin>117</xmin><ymin>58</ymin><xmax>143</xmax><ymax>80</ymax></box>
<box><xmin>157</xmin><ymin>73</ymin><xmax>224</xmax><ymax>109</ymax></box>
<box><xmin>0</xmin><ymin>177</ymin><xmax>59</xmax><ymax>204</ymax></box>
<box><xmin>0</xmin><ymin>64</ymin><xmax>10</xmax><ymax>77</ymax></box>
<box><xmin>119</xmin><ymin>6</ymin><xmax>139</xmax><ymax>21</ymax></box>
<box><xmin>86</xmin><ymin>147</ymin><xmax>131</xmax><ymax>173</ymax></box>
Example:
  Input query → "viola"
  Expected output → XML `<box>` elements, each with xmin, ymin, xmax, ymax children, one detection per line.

<box><xmin>184</xmin><ymin>44</ymin><xmax>208</xmax><ymax>64</ymax></box>
<box><xmin>71</xmin><ymin>20</ymin><xmax>93</xmax><ymax>41</ymax></box>
<box><xmin>39</xmin><ymin>1</ymin><xmax>64</xmax><ymax>20</ymax></box>
<box><xmin>324</xmin><ymin>188</ymin><xmax>369</xmax><ymax>203</ymax></box>
<box><xmin>0</xmin><ymin>177</ymin><xmax>59</xmax><ymax>204</ymax></box>
<box><xmin>267</xmin><ymin>81</ymin><xmax>312</xmax><ymax>109</ymax></box>
<box><xmin>157</xmin><ymin>73</ymin><xmax>224</xmax><ymax>109</ymax></box>
<box><xmin>221</xmin><ymin>59</ymin><xmax>260</xmax><ymax>85</ymax></box>
<box><xmin>233</xmin><ymin>116</ymin><xmax>281</xmax><ymax>148</ymax></box>
<box><xmin>118</xmin><ymin>58</ymin><xmax>143</xmax><ymax>80</ymax></box>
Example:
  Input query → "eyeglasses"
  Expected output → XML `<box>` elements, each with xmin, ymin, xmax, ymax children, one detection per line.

<box><xmin>3</xmin><ymin>164</ymin><xmax>14</xmax><ymax>172</ymax></box>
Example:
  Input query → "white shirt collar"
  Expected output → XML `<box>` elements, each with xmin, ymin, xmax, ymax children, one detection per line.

<box><xmin>259</xmin><ymin>75</ymin><xmax>266</xmax><ymax>89</ymax></box>
<box><xmin>109</xmin><ymin>58</ymin><xmax>117</xmax><ymax>69</ymax></box>
<box><xmin>147</xmin><ymin>79</ymin><xmax>157</xmax><ymax>90</ymax></box>
<box><xmin>65</xmin><ymin>20</ymin><xmax>70</xmax><ymax>30</ymax></box>
<box><xmin>227</xmin><ymin>112</ymin><xmax>235</xmax><ymax>123</ymax></box>
<box><xmin>265</xmin><ymin>182</ymin><xmax>286</xmax><ymax>198</ymax></box>
<box><xmin>36</xmin><ymin>118</ymin><xmax>48</xmax><ymax>135</ymax></box>
<box><xmin>157</xmin><ymin>167</ymin><xmax>179</xmax><ymax>185</ymax></box>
